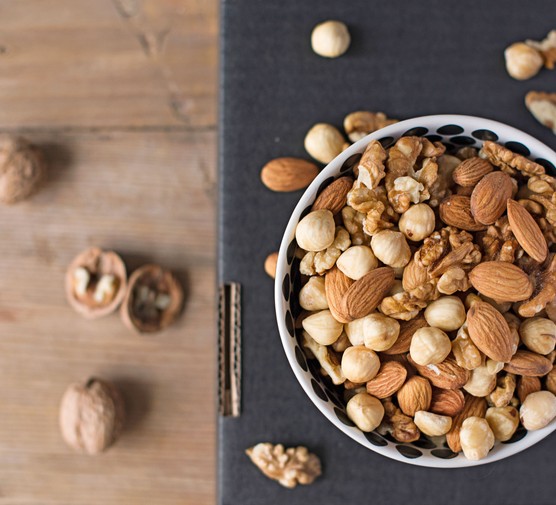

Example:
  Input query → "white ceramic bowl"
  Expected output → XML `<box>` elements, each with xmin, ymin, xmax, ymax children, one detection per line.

<box><xmin>275</xmin><ymin>114</ymin><xmax>556</xmax><ymax>468</ymax></box>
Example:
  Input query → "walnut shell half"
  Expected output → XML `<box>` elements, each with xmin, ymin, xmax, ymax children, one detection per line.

<box><xmin>120</xmin><ymin>264</ymin><xmax>184</xmax><ymax>333</ymax></box>
<box><xmin>0</xmin><ymin>135</ymin><xmax>45</xmax><ymax>204</ymax></box>
<box><xmin>59</xmin><ymin>378</ymin><xmax>125</xmax><ymax>454</ymax></box>
<box><xmin>65</xmin><ymin>247</ymin><xmax>127</xmax><ymax>319</ymax></box>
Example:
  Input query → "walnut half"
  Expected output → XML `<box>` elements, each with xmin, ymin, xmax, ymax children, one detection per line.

<box><xmin>246</xmin><ymin>443</ymin><xmax>322</xmax><ymax>488</ymax></box>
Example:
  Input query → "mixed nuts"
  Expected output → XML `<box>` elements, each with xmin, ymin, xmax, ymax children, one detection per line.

<box><xmin>294</xmin><ymin>136</ymin><xmax>556</xmax><ymax>460</ymax></box>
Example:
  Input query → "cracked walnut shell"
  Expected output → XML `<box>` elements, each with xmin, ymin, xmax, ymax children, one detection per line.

<box><xmin>65</xmin><ymin>247</ymin><xmax>127</xmax><ymax>319</ymax></box>
<box><xmin>246</xmin><ymin>442</ymin><xmax>321</xmax><ymax>488</ymax></box>
<box><xmin>59</xmin><ymin>378</ymin><xmax>125</xmax><ymax>454</ymax></box>
<box><xmin>121</xmin><ymin>264</ymin><xmax>184</xmax><ymax>333</ymax></box>
<box><xmin>0</xmin><ymin>134</ymin><xmax>45</xmax><ymax>204</ymax></box>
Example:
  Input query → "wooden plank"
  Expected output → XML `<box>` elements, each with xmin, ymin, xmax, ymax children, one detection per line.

<box><xmin>0</xmin><ymin>0</ymin><xmax>217</xmax><ymax>128</ymax></box>
<box><xmin>0</xmin><ymin>130</ymin><xmax>216</xmax><ymax>504</ymax></box>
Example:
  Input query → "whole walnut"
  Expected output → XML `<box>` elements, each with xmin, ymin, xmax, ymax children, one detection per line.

<box><xmin>59</xmin><ymin>378</ymin><xmax>125</xmax><ymax>454</ymax></box>
<box><xmin>0</xmin><ymin>135</ymin><xmax>45</xmax><ymax>204</ymax></box>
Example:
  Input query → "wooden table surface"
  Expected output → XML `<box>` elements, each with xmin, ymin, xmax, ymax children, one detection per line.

<box><xmin>0</xmin><ymin>1</ymin><xmax>217</xmax><ymax>503</ymax></box>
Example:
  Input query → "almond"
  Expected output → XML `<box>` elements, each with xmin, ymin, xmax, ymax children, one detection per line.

<box><xmin>470</xmin><ymin>171</ymin><xmax>513</xmax><ymax>224</ymax></box>
<box><xmin>409</xmin><ymin>355</ymin><xmax>470</xmax><ymax>390</ymax></box>
<box><xmin>469</xmin><ymin>261</ymin><xmax>533</xmax><ymax>302</ymax></box>
<box><xmin>396</xmin><ymin>376</ymin><xmax>432</xmax><ymax>416</ymax></box>
<box><xmin>503</xmin><ymin>350</ymin><xmax>553</xmax><ymax>376</ymax></box>
<box><xmin>382</xmin><ymin>315</ymin><xmax>428</xmax><ymax>355</ymax></box>
<box><xmin>430</xmin><ymin>388</ymin><xmax>465</xmax><ymax>417</ymax></box>
<box><xmin>343</xmin><ymin>267</ymin><xmax>395</xmax><ymax>320</ymax></box>
<box><xmin>452</xmin><ymin>157</ymin><xmax>493</xmax><ymax>187</ymax></box>
<box><xmin>507</xmin><ymin>199</ymin><xmax>548</xmax><ymax>263</ymax></box>
<box><xmin>446</xmin><ymin>394</ymin><xmax>487</xmax><ymax>453</ymax></box>
<box><xmin>439</xmin><ymin>195</ymin><xmax>487</xmax><ymax>232</ymax></box>
<box><xmin>366</xmin><ymin>361</ymin><xmax>407</xmax><ymax>398</ymax></box>
<box><xmin>311</xmin><ymin>176</ymin><xmax>354</xmax><ymax>214</ymax></box>
<box><xmin>517</xmin><ymin>375</ymin><xmax>541</xmax><ymax>403</ymax></box>
<box><xmin>324</xmin><ymin>267</ymin><xmax>353</xmax><ymax>323</ymax></box>
<box><xmin>467</xmin><ymin>301</ymin><xmax>514</xmax><ymax>362</ymax></box>
<box><xmin>260</xmin><ymin>157</ymin><xmax>319</xmax><ymax>192</ymax></box>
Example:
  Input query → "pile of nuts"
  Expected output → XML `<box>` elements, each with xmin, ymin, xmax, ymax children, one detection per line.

<box><xmin>295</xmin><ymin>135</ymin><xmax>556</xmax><ymax>460</ymax></box>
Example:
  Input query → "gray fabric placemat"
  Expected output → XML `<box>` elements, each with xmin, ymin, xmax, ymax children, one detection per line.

<box><xmin>218</xmin><ymin>1</ymin><xmax>556</xmax><ymax>504</ymax></box>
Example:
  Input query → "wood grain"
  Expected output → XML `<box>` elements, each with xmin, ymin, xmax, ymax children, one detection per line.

<box><xmin>0</xmin><ymin>0</ymin><xmax>217</xmax><ymax>129</ymax></box>
<box><xmin>0</xmin><ymin>0</ymin><xmax>217</xmax><ymax>503</ymax></box>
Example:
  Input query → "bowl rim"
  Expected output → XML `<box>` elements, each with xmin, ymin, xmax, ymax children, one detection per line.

<box><xmin>274</xmin><ymin>114</ymin><xmax>556</xmax><ymax>468</ymax></box>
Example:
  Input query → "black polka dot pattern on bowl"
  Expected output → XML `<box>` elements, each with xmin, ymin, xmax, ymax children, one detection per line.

<box><xmin>504</xmin><ymin>141</ymin><xmax>530</xmax><ymax>156</ymax></box>
<box><xmin>316</xmin><ymin>177</ymin><xmax>335</xmax><ymax>196</ymax></box>
<box><xmin>536</xmin><ymin>158</ymin><xmax>556</xmax><ymax>173</ymax></box>
<box><xmin>378</xmin><ymin>136</ymin><xmax>395</xmax><ymax>149</ymax></box>
<box><xmin>311</xmin><ymin>379</ymin><xmax>328</xmax><ymax>402</ymax></box>
<box><xmin>364</xmin><ymin>432</ymin><xmax>388</xmax><ymax>447</ymax></box>
<box><xmin>340</xmin><ymin>153</ymin><xmax>362</xmax><ymax>172</ymax></box>
<box><xmin>472</xmin><ymin>129</ymin><xmax>498</xmax><ymax>141</ymax></box>
<box><xmin>437</xmin><ymin>124</ymin><xmax>464</xmax><ymax>135</ymax></box>
<box><xmin>431</xmin><ymin>448</ymin><xmax>458</xmax><ymax>459</ymax></box>
<box><xmin>451</xmin><ymin>135</ymin><xmax>475</xmax><ymax>146</ymax></box>
<box><xmin>285</xmin><ymin>310</ymin><xmax>294</xmax><ymax>338</ymax></box>
<box><xmin>294</xmin><ymin>346</ymin><xmax>308</xmax><ymax>371</ymax></box>
<box><xmin>396</xmin><ymin>445</ymin><xmax>423</xmax><ymax>459</ymax></box>
<box><xmin>286</xmin><ymin>239</ymin><xmax>296</xmax><ymax>265</ymax></box>
<box><xmin>502</xmin><ymin>426</ymin><xmax>528</xmax><ymax>444</ymax></box>
<box><xmin>281</xmin><ymin>274</ymin><xmax>290</xmax><ymax>302</ymax></box>
<box><xmin>334</xmin><ymin>407</ymin><xmax>355</xmax><ymax>427</ymax></box>
<box><xmin>281</xmin><ymin>121</ymin><xmax>555</xmax><ymax>462</ymax></box>
<box><xmin>402</xmin><ymin>127</ymin><xmax>428</xmax><ymax>137</ymax></box>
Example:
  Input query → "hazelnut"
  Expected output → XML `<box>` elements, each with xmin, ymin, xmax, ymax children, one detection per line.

<box><xmin>398</xmin><ymin>204</ymin><xmax>435</xmax><ymax>242</ymax></box>
<box><xmin>302</xmin><ymin>309</ymin><xmax>343</xmax><ymax>345</ymax></box>
<box><xmin>304</xmin><ymin>123</ymin><xmax>345</xmax><ymax>164</ymax></box>
<box><xmin>409</xmin><ymin>327</ymin><xmax>451</xmax><ymax>366</ymax></box>
<box><xmin>363</xmin><ymin>313</ymin><xmax>400</xmax><ymax>352</ymax></box>
<box><xmin>459</xmin><ymin>417</ymin><xmax>495</xmax><ymax>461</ymax></box>
<box><xmin>370</xmin><ymin>230</ymin><xmax>411</xmax><ymax>268</ymax></box>
<box><xmin>463</xmin><ymin>363</ymin><xmax>497</xmax><ymax>397</ymax></box>
<box><xmin>295</xmin><ymin>209</ymin><xmax>336</xmax><ymax>252</ymax></box>
<box><xmin>311</xmin><ymin>20</ymin><xmax>351</xmax><ymax>58</ymax></box>
<box><xmin>424</xmin><ymin>296</ymin><xmax>466</xmax><ymax>331</ymax></box>
<box><xmin>519</xmin><ymin>317</ymin><xmax>556</xmax><ymax>355</ymax></box>
<box><xmin>65</xmin><ymin>247</ymin><xmax>127</xmax><ymax>319</ymax></box>
<box><xmin>345</xmin><ymin>316</ymin><xmax>368</xmax><ymax>346</ymax></box>
<box><xmin>520</xmin><ymin>390</ymin><xmax>556</xmax><ymax>430</ymax></box>
<box><xmin>121</xmin><ymin>264</ymin><xmax>184</xmax><ymax>334</ymax></box>
<box><xmin>264</xmin><ymin>252</ymin><xmax>278</xmax><ymax>279</ymax></box>
<box><xmin>59</xmin><ymin>378</ymin><xmax>125</xmax><ymax>454</ymax></box>
<box><xmin>346</xmin><ymin>392</ymin><xmax>384</xmax><ymax>432</ymax></box>
<box><xmin>504</xmin><ymin>42</ymin><xmax>544</xmax><ymax>80</ymax></box>
<box><xmin>0</xmin><ymin>135</ymin><xmax>45</xmax><ymax>204</ymax></box>
<box><xmin>413</xmin><ymin>411</ymin><xmax>452</xmax><ymax>436</ymax></box>
<box><xmin>336</xmin><ymin>245</ymin><xmax>378</xmax><ymax>280</ymax></box>
<box><xmin>299</xmin><ymin>276</ymin><xmax>329</xmax><ymax>311</ymax></box>
<box><xmin>486</xmin><ymin>406</ymin><xmax>519</xmax><ymax>441</ymax></box>
<box><xmin>341</xmin><ymin>345</ymin><xmax>380</xmax><ymax>383</ymax></box>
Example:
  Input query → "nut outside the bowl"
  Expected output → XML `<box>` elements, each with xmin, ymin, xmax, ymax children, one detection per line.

<box><xmin>121</xmin><ymin>264</ymin><xmax>184</xmax><ymax>333</ymax></box>
<box><xmin>65</xmin><ymin>247</ymin><xmax>127</xmax><ymax>319</ymax></box>
<box><xmin>276</xmin><ymin>115</ymin><xmax>556</xmax><ymax>468</ymax></box>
